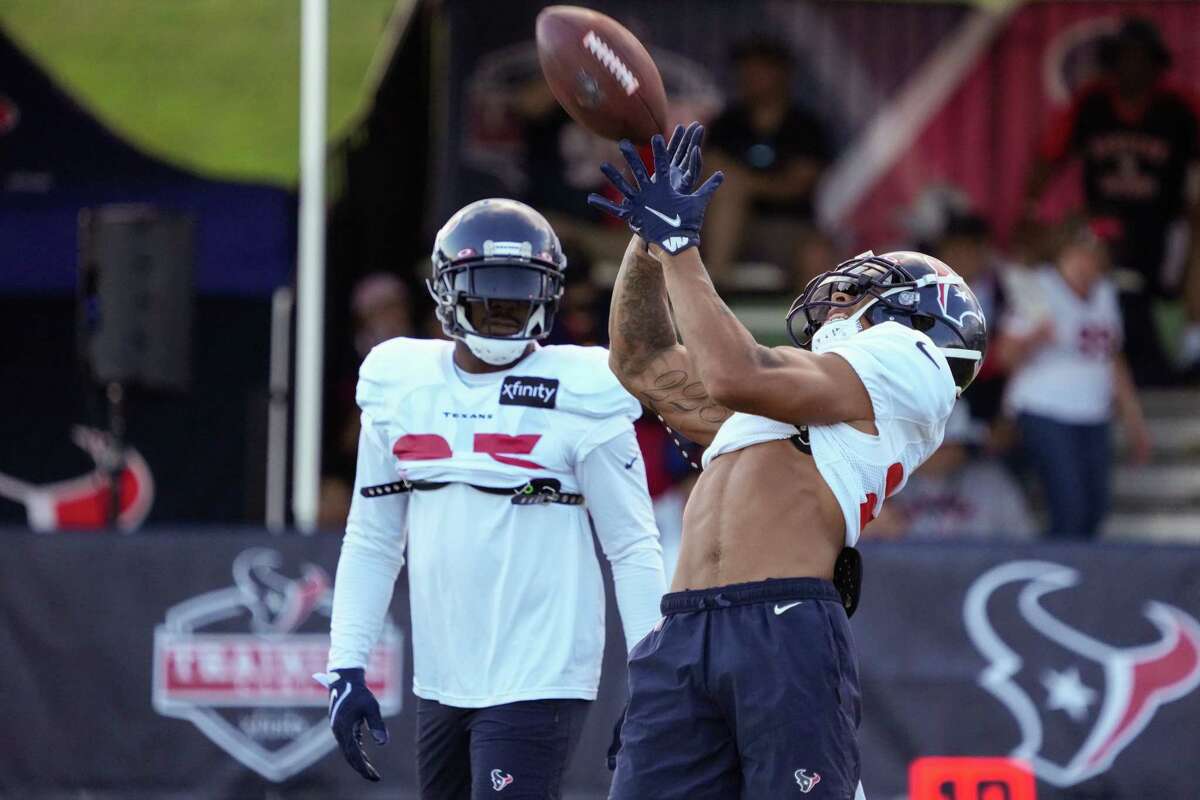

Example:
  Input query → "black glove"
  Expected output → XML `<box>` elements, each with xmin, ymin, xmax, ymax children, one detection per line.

<box><xmin>588</xmin><ymin>122</ymin><xmax>723</xmax><ymax>255</ymax></box>
<box><xmin>313</xmin><ymin>668</ymin><xmax>389</xmax><ymax>781</ymax></box>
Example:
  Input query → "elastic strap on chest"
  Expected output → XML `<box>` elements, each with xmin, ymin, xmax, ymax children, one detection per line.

<box><xmin>360</xmin><ymin>477</ymin><xmax>584</xmax><ymax>506</ymax></box>
<box><xmin>833</xmin><ymin>546</ymin><xmax>862</xmax><ymax>618</ymax></box>
<box><xmin>789</xmin><ymin>425</ymin><xmax>811</xmax><ymax>455</ymax></box>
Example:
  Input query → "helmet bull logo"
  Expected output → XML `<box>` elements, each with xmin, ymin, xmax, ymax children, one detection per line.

<box><xmin>964</xmin><ymin>561</ymin><xmax>1200</xmax><ymax>787</ymax></box>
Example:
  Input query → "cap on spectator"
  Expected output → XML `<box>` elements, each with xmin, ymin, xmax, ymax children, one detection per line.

<box><xmin>730</xmin><ymin>35</ymin><xmax>795</xmax><ymax>67</ymax></box>
<box><xmin>1099</xmin><ymin>17</ymin><xmax>1172</xmax><ymax>71</ymax></box>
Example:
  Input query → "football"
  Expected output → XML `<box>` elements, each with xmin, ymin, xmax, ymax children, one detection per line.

<box><xmin>535</xmin><ymin>5</ymin><xmax>667</xmax><ymax>142</ymax></box>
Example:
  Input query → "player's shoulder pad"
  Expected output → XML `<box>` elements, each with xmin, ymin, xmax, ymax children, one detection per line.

<box><xmin>532</xmin><ymin>345</ymin><xmax>641</xmax><ymax>421</ymax></box>
<box><xmin>356</xmin><ymin>337</ymin><xmax>450</xmax><ymax>422</ymax></box>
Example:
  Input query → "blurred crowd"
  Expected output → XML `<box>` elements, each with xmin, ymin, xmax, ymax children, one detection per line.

<box><xmin>322</xmin><ymin>17</ymin><xmax>1200</xmax><ymax>572</ymax></box>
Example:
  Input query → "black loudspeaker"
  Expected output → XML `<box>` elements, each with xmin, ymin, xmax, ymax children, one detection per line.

<box><xmin>78</xmin><ymin>205</ymin><xmax>194</xmax><ymax>390</ymax></box>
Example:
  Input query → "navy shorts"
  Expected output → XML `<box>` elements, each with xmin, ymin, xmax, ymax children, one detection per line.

<box><xmin>609</xmin><ymin>578</ymin><xmax>862</xmax><ymax>800</ymax></box>
<box><xmin>416</xmin><ymin>697</ymin><xmax>590</xmax><ymax>800</ymax></box>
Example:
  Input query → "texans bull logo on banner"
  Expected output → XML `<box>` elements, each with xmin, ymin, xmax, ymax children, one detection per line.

<box><xmin>0</xmin><ymin>426</ymin><xmax>153</xmax><ymax>531</ymax></box>
<box><xmin>153</xmin><ymin>548</ymin><xmax>403</xmax><ymax>782</ymax></box>
<box><xmin>964</xmin><ymin>560</ymin><xmax>1200</xmax><ymax>788</ymax></box>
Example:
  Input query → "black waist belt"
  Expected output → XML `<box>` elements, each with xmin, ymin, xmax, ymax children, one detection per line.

<box><xmin>360</xmin><ymin>477</ymin><xmax>584</xmax><ymax>506</ymax></box>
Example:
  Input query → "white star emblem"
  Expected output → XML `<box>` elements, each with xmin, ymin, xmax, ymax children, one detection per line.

<box><xmin>1042</xmin><ymin>666</ymin><xmax>1098</xmax><ymax>722</ymax></box>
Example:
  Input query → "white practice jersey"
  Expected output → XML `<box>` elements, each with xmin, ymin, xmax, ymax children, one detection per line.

<box><xmin>703</xmin><ymin>322</ymin><xmax>957</xmax><ymax>546</ymax></box>
<box><xmin>1003</xmin><ymin>267</ymin><xmax>1121</xmax><ymax>424</ymax></box>
<box><xmin>328</xmin><ymin>338</ymin><xmax>666</xmax><ymax>708</ymax></box>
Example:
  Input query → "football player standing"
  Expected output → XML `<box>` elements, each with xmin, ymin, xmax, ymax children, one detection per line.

<box><xmin>315</xmin><ymin>198</ymin><xmax>667</xmax><ymax>799</ymax></box>
<box><xmin>589</xmin><ymin>123</ymin><xmax>987</xmax><ymax>799</ymax></box>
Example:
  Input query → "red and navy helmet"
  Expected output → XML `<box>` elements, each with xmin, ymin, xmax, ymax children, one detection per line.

<box><xmin>787</xmin><ymin>250</ymin><xmax>988</xmax><ymax>393</ymax></box>
<box><xmin>427</xmin><ymin>198</ymin><xmax>567</xmax><ymax>343</ymax></box>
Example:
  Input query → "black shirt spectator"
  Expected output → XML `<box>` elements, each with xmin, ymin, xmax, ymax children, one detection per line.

<box><xmin>703</xmin><ymin>36</ymin><xmax>832</xmax><ymax>287</ymax></box>
<box><xmin>1038</xmin><ymin>79</ymin><xmax>1199</xmax><ymax>295</ymax></box>
<box><xmin>707</xmin><ymin>103</ymin><xmax>829</xmax><ymax>218</ymax></box>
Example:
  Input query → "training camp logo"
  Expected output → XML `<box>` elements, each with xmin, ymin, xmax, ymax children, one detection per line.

<box><xmin>499</xmin><ymin>376</ymin><xmax>559</xmax><ymax>409</ymax></box>
<box><xmin>152</xmin><ymin>548</ymin><xmax>403</xmax><ymax>782</ymax></box>
<box><xmin>964</xmin><ymin>560</ymin><xmax>1200</xmax><ymax>788</ymax></box>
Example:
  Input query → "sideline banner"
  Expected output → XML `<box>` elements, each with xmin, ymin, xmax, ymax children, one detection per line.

<box><xmin>3</xmin><ymin>533</ymin><xmax>1198</xmax><ymax>799</ymax></box>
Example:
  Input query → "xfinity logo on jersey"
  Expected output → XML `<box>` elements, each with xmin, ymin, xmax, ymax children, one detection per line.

<box><xmin>152</xmin><ymin>548</ymin><xmax>403</xmax><ymax>782</ymax></box>
<box><xmin>499</xmin><ymin>376</ymin><xmax>559</xmax><ymax>409</ymax></box>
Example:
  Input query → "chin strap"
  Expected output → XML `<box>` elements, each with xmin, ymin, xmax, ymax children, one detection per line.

<box><xmin>460</xmin><ymin>332</ymin><xmax>530</xmax><ymax>365</ymax></box>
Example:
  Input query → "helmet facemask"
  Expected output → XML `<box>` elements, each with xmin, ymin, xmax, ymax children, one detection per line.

<box><xmin>787</xmin><ymin>256</ymin><xmax>906</xmax><ymax>348</ymax></box>
<box><xmin>427</xmin><ymin>261</ymin><xmax>564</xmax><ymax>365</ymax></box>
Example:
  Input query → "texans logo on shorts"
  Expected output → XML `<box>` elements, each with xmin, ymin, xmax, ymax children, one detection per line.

<box><xmin>793</xmin><ymin>768</ymin><xmax>821</xmax><ymax>792</ymax></box>
<box><xmin>490</xmin><ymin>768</ymin><xmax>514</xmax><ymax>791</ymax></box>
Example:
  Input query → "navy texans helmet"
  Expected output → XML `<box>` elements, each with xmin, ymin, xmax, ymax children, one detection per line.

<box><xmin>786</xmin><ymin>250</ymin><xmax>988</xmax><ymax>393</ymax></box>
<box><xmin>427</xmin><ymin>199</ymin><xmax>567</xmax><ymax>364</ymax></box>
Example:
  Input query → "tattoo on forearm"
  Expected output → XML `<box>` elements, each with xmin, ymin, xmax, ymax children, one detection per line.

<box><xmin>611</xmin><ymin>248</ymin><xmax>676</xmax><ymax>371</ymax></box>
<box><xmin>638</xmin><ymin>355</ymin><xmax>731</xmax><ymax>425</ymax></box>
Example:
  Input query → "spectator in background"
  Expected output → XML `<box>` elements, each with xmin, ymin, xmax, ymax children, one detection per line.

<box><xmin>512</xmin><ymin>79</ymin><xmax>629</xmax><ymax>276</ymax></box>
<box><xmin>321</xmin><ymin>273</ymin><xmax>417</xmax><ymax>528</ymax></box>
<box><xmin>544</xmin><ymin>244</ymin><xmax>611</xmax><ymax>347</ymax></box>
<box><xmin>998</xmin><ymin>220</ymin><xmax>1151</xmax><ymax>540</ymax></box>
<box><xmin>704</xmin><ymin>36</ymin><xmax>831</xmax><ymax>288</ymax></box>
<box><xmin>934</xmin><ymin>212</ymin><xmax>1013</xmax><ymax>427</ymax></box>
<box><xmin>351</xmin><ymin>272</ymin><xmax>413</xmax><ymax>358</ymax></box>
<box><xmin>632</xmin><ymin>416</ymin><xmax>697</xmax><ymax>584</ymax></box>
<box><xmin>1022</xmin><ymin>17</ymin><xmax>1200</xmax><ymax>385</ymax></box>
<box><xmin>865</xmin><ymin>404</ymin><xmax>1035</xmax><ymax>541</ymax></box>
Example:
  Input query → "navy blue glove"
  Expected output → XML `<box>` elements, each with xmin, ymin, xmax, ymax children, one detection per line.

<box><xmin>587</xmin><ymin>122</ymin><xmax>702</xmax><ymax>231</ymax></box>
<box><xmin>588</xmin><ymin>123</ymin><xmax>723</xmax><ymax>255</ymax></box>
<box><xmin>314</xmin><ymin>668</ymin><xmax>389</xmax><ymax>781</ymax></box>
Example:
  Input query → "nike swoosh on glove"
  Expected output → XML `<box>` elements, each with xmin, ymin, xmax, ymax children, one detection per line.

<box><xmin>588</xmin><ymin>122</ymin><xmax>702</xmax><ymax>233</ymax></box>
<box><xmin>588</xmin><ymin>122</ymin><xmax>723</xmax><ymax>255</ymax></box>
<box><xmin>314</xmin><ymin>668</ymin><xmax>389</xmax><ymax>781</ymax></box>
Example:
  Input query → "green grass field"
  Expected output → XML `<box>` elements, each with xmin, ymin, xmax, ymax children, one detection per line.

<box><xmin>1</xmin><ymin>0</ymin><xmax>401</xmax><ymax>185</ymax></box>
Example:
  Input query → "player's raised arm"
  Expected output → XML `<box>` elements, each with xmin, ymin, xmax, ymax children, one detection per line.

<box><xmin>597</xmin><ymin>124</ymin><xmax>730</xmax><ymax>445</ymax></box>
<box><xmin>592</xmin><ymin>128</ymin><xmax>871</xmax><ymax>428</ymax></box>
<box><xmin>607</xmin><ymin>236</ymin><xmax>730</xmax><ymax>444</ymax></box>
<box><xmin>653</xmin><ymin>247</ymin><xmax>872</xmax><ymax>426</ymax></box>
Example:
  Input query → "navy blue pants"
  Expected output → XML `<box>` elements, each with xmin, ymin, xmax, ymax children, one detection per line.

<box><xmin>609</xmin><ymin>578</ymin><xmax>862</xmax><ymax>800</ymax></box>
<box><xmin>416</xmin><ymin>697</ymin><xmax>590</xmax><ymax>799</ymax></box>
<box><xmin>1017</xmin><ymin>412</ymin><xmax>1111</xmax><ymax>539</ymax></box>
